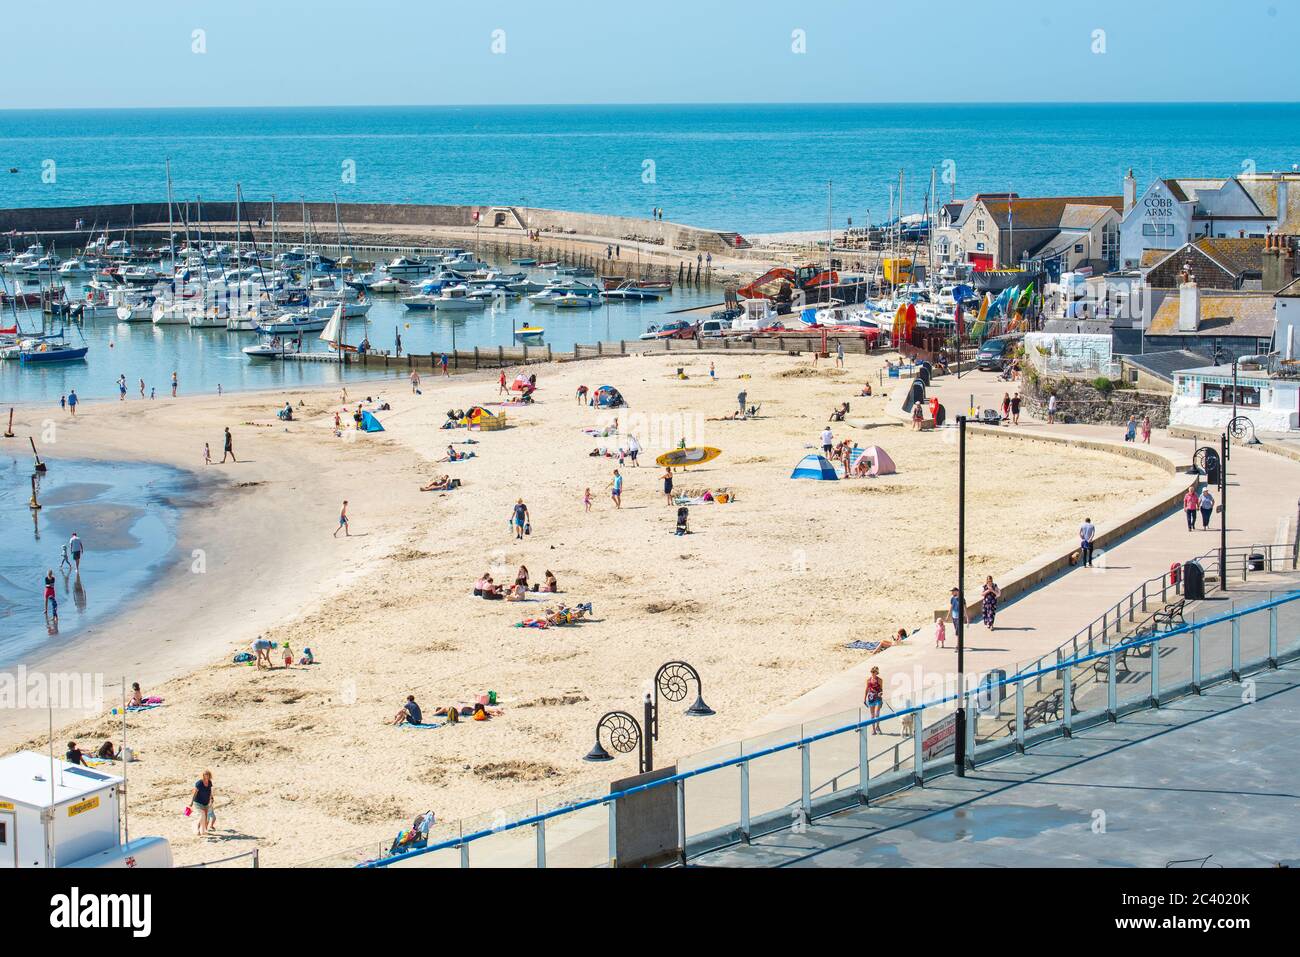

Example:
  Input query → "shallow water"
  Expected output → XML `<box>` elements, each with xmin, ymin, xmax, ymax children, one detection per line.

<box><xmin>0</xmin><ymin>451</ymin><xmax>186</xmax><ymax>665</ymax></box>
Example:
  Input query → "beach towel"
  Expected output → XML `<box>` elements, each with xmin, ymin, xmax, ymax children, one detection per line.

<box><xmin>126</xmin><ymin>703</ymin><xmax>162</xmax><ymax>712</ymax></box>
<box><xmin>399</xmin><ymin>721</ymin><xmax>446</xmax><ymax>730</ymax></box>
<box><xmin>844</xmin><ymin>640</ymin><xmax>881</xmax><ymax>651</ymax></box>
<box><xmin>232</xmin><ymin>651</ymin><xmax>255</xmax><ymax>663</ymax></box>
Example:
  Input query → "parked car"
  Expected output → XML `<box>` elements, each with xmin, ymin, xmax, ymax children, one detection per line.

<box><xmin>977</xmin><ymin>336</ymin><xmax>1019</xmax><ymax>371</ymax></box>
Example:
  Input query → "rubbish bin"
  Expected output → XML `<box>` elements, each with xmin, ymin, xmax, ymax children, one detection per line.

<box><xmin>1248</xmin><ymin>549</ymin><xmax>1266</xmax><ymax>572</ymax></box>
<box><xmin>918</xmin><ymin>362</ymin><xmax>932</xmax><ymax>387</ymax></box>
<box><xmin>1183</xmin><ymin>559</ymin><xmax>1206</xmax><ymax>600</ymax></box>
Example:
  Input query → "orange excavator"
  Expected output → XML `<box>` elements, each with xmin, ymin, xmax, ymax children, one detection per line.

<box><xmin>738</xmin><ymin>264</ymin><xmax>841</xmax><ymax>302</ymax></box>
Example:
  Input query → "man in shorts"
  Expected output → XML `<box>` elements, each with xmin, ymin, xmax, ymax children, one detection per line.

<box><xmin>333</xmin><ymin>500</ymin><xmax>350</xmax><ymax>538</ymax></box>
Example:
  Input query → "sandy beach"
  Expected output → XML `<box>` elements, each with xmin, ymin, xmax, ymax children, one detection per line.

<box><xmin>0</xmin><ymin>350</ymin><xmax>1171</xmax><ymax>865</ymax></box>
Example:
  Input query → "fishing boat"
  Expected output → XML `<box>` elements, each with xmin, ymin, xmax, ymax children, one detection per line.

<box><xmin>511</xmin><ymin>257</ymin><xmax>538</xmax><ymax>266</ymax></box>
<box><xmin>242</xmin><ymin>334</ymin><xmax>301</xmax><ymax>360</ymax></box>
<box><xmin>602</xmin><ymin>280</ymin><xmax>664</xmax><ymax>302</ymax></box>
<box><xmin>254</xmin><ymin>310</ymin><xmax>328</xmax><ymax>335</ymax></box>
<box><xmin>554</xmin><ymin>293</ymin><xmax>601</xmax><ymax>309</ymax></box>
<box><xmin>309</xmin><ymin>299</ymin><xmax>370</xmax><ymax>320</ymax></box>
<box><xmin>368</xmin><ymin>277</ymin><xmax>414</xmax><ymax>295</ymax></box>
<box><xmin>431</xmin><ymin>286</ymin><xmax>488</xmax><ymax>311</ymax></box>
<box><xmin>514</xmin><ymin>325</ymin><xmax>545</xmax><ymax>342</ymax></box>
<box><xmin>381</xmin><ymin>256</ymin><xmax>432</xmax><ymax>278</ymax></box>
<box><xmin>59</xmin><ymin>256</ymin><xmax>102</xmax><ymax>278</ymax></box>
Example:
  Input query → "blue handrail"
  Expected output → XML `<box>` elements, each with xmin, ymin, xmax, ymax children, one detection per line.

<box><xmin>360</xmin><ymin>589</ymin><xmax>1299</xmax><ymax>868</ymax></box>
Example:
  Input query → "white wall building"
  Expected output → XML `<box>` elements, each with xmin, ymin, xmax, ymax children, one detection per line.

<box><xmin>1120</xmin><ymin>171</ymin><xmax>1300</xmax><ymax>270</ymax></box>
<box><xmin>1170</xmin><ymin>364</ymin><xmax>1300</xmax><ymax>433</ymax></box>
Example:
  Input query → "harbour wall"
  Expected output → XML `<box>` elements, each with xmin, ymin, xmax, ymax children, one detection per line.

<box><xmin>0</xmin><ymin>202</ymin><xmax>741</xmax><ymax>254</ymax></box>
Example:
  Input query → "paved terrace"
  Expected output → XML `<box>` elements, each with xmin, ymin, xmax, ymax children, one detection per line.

<box><xmin>695</xmin><ymin>658</ymin><xmax>1300</xmax><ymax>868</ymax></box>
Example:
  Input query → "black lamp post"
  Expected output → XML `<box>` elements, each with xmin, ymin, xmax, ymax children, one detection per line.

<box><xmin>955</xmin><ymin>415</ymin><xmax>968</xmax><ymax>777</ymax></box>
<box><xmin>582</xmin><ymin>661</ymin><xmax>714</xmax><ymax>774</ymax></box>
<box><xmin>583</xmin><ymin>711</ymin><xmax>646</xmax><ymax>774</ymax></box>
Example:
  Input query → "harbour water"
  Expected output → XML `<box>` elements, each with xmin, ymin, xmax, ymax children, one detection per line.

<box><xmin>3</xmin><ymin>103</ymin><xmax>1298</xmax><ymax>232</ymax></box>
<box><xmin>0</xmin><ymin>451</ymin><xmax>185</xmax><ymax>665</ymax></box>
<box><xmin>0</xmin><ymin>259</ymin><xmax>721</xmax><ymax>403</ymax></box>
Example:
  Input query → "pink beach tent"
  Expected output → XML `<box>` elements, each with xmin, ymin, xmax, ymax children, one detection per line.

<box><xmin>852</xmin><ymin>445</ymin><xmax>896</xmax><ymax>477</ymax></box>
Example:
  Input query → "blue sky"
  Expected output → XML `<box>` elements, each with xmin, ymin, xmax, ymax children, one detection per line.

<box><xmin>4</xmin><ymin>0</ymin><xmax>1297</xmax><ymax>109</ymax></box>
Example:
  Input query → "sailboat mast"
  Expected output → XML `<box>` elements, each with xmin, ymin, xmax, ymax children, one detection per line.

<box><xmin>165</xmin><ymin>158</ymin><xmax>175</xmax><ymax>266</ymax></box>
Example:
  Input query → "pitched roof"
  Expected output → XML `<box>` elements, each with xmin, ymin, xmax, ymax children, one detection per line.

<box><xmin>1143</xmin><ymin>237</ymin><xmax>1265</xmax><ymax>283</ymax></box>
<box><xmin>1148</xmin><ymin>291</ymin><xmax>1276</xmax><ymax>338</ymax></box>
<box><xmin>980</xmin><ymin>195</ymin><xmax>1122</xmax><ymax>231</ymax></box>
<box><xmin>1277</xmin><ymin>275</ymin><xmax>1300</xmax><ymax>298</ymax></box>
<box><xmin>1121</xmin><ymin>349</ymin><xmax>1212</xmax><ymax>384</ymax></box>
<box><xmin>1059</xmin><ymin>203</ymin><xmax>1115</xmax><ymax>230</ymax></box>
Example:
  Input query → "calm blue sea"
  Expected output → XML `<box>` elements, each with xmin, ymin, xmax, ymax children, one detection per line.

<box><xmin>2</xmin><ymin>102</ymin><xmax>1299</xmax><ymax>404</ymax></box>
<box><xmin>2</xmin><ymin>103</ymin><xmax>1298</xmax><ymax>231</ymax></box>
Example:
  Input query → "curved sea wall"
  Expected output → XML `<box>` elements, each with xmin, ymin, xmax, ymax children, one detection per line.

<box><xmin>0</xmin><ymin>202</ymin><xmax>743</xmax><ymax>254</ymax></box>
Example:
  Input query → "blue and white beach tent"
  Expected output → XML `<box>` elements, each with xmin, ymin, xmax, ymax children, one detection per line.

<box><xmin>790</xmin><ymin>454</ymin><xmax>839</xmax><ymax>481</ymax></box>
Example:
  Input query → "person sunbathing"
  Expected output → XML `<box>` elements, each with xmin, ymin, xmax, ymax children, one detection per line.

<box><xmin>421</xmin><ymin>475</ymin><xmax>451</xmax><ymax>491</ymax></box>
<box><xmin>128</xmin><ymin>682</ymin><xmax>144</xmax><ymax>707</ymax></box>
<box><xmin>505</xmin><ymin>581</ymin><xmax>528</xmax><ymax>601</ymax></box>
<box><xmin>541</xmin><ymin>570</ymin><xmax>558</xmax><ymax>592</ymax></box>
<box><xmin>860</xmin><ymin>383</ymin><xmax>873</xmax><ymax>396</ymax></box>
<box><xmin>96</xmin><ymin>740</ymin><xmax>119</xmax><ymax>760</ymax></box>
<box><xmin>829</xmin><ymin>402</ymin><xmax>849</xmax><ymax>422</ymax></box>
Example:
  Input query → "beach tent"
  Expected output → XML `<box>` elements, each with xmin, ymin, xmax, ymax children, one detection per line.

<box><xmin>510</xmin><ymin>373</ymin><xmax>534</xmax><ymax>393</ymax></box>
<box><xmin>593</xmin><ymin>385</ymin><xmax>625</xmax><ymax>408</ymax></box>
<box><xmin>859</xmin><ymin>445</ymin><xmax>896</xmax><ymax>476</ymax></box>
<box><xmin>791</xmin><ymin>454</ymin><xmax>839</xmax><ymax>481</ymax></box>
<box><xmin>359</xmin><ymin>410</ymin><xmax>385</xmax><ymax>432</ymax></box>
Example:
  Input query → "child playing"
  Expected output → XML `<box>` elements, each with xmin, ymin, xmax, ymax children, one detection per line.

<box><xmin>934</xmin><ymin>617</ymin><xmax>946</xmax><ymax>649</ymax></box>
<box><xmin>203</xmin><ymin>442</ymin><xmax>211</xmax><ymax>466</ymax></box>
<box><xmin>583</xmin><ymin>488</ymin><xmax>592</xmax><ymax>512</ymax></box>
<box><xmin>282</xmin><ymin>641</ymin><xmax>294</xmax><ymax>669</ymax></box>
<box><xmin>299</xmin><ymin>647</ymin><xmax>315</xmax><ymax>665</ymax></box>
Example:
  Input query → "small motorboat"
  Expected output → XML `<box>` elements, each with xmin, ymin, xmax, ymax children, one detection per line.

<box><xmin>511</xmin><ymin>257</ymin><xmax>538</xmax><ymax>266</ymax></box>
<box><xmin>554</xmin><ymin>293</ymin><xmax>601</xmax><ymax>309</ymax></box>
<box><xmin>514</xmin><ymin>325</ymin><xmax>545</xmax><ymax>341</ymax></box>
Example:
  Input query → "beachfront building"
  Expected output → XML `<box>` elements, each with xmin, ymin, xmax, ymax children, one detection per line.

<box><xmin>952</xmin><ymin>193</ymin><xmax>1121</xmax><ymax>275</ymax></box>
<box><xmin>1170</xmin><ymin>360</ymin><xmax>1300</xmax><ymax>433</ymax></box>
<box><xmin>1141</xmin><ymin>271</ymin><xmax>1276</xmax><ymax>362</ymax></box>
<box><xmin>932</xmin><ymin>201</ymin><xmax>966</xmax><ymax>269</ymax></box>
<box><xmin>1119</xmin><ymin>170</ymin><xmax>1300</xmax><ymax>270</ymax></box>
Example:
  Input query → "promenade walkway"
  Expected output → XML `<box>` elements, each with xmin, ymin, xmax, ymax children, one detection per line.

<box><xmin>751</xmin><ymin>367</ymin><xmax>1300</xmax><ymax>737</ymax></box>
<box><xmin>695</xmin><ymin>658</ymin><xmax>1300</xmax><ymax>868</ymax></box>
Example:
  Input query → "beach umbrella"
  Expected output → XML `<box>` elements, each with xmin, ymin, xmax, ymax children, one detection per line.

<box><xmin>790</xmin><ymin>454</ymin><xmax>839</xmax><ymax>481</ymax></box>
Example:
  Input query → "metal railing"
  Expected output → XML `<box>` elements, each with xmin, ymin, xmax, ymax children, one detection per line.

<box><xmin>327</xmin><ymin>589</ymin><xmax>1300</xmax><ymax>869</ymax></box>
<box><xmin>1023</xmin><ymin>543</ymin><xmax>1296</xmax><ymax>676</ymax></box>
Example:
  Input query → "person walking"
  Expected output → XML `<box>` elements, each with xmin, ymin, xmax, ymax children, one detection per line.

<box><xmin>1010</xmin><ymin>393</ymin><xmax>1021</xmax><ymax>425</ymax></box>
<box><xmin>1124</xmin><ymin>415</ymin><xmax>1138</xmax><ymax>442</ymax></box>
<box><xmin>821</xmin><ymin>426</ymin><xmax>834</xmax><ymax>457</ymax></box>
<box><xmin>949</xmin><ymin>587</ymin><xmax>964</xmax><ymax>639</ymax></box>
<box><xmin>68</xmin><ymin>532</ymin><xmax>84</xmax><ymax>572</ymax></box>
<box><xmin>221</xmin><ymin>426</ymin><xmax>236</xmax><ymax>463</ymax></box>
<box><xmin>189</xmin><ymin>770</ymin><xmax>215</xmax><ymax>838</ymax></box>
<box><xmin>498</xmin><ymin>370</ymin><xmax>508</xmax><ymax>395</ymax></box>
<box><xmin>440</xmin><ymin>353</ymin><xmax>449</xmax><ymax>377</ymax></box>
<box><xmin>333</xmin><ymin>500</ymin><xmax>350</xmax><ymax>537</ymax></box>
<box><xmin>138</xmin><ymin>378</ymin><xmax>146</xmax><ymax>398</ymax></box>
<box><xmin>171</xmin><ymin>371</ymin><xmax>178</xmax><ymax>398</ymax></box>
<box><xmin>1001</xmin><ymin>392</ymin><xmax>1011</xmax><ymax>421</ymax></box>
<box><xmin>1046</xmin><ymin>392</ymin><xmax>1058</xmax><ymax>424</ymax></box>
<box><xmin>608</xmin><ymin>468</ymin><xmax>623</xmax><ymax>509</ymax></box>
<box><xmin>1198</xmin><ymin>486</ymin><xmax>1215</xmax><ymax>530</ymax></box>
<box><xmin>67</xmin><ymin>389</ymin><xmax>78</xmax><ymax>416</ymax></box>
<box><xmin>510</xmin><ymin>498</ymin><xmax>530</xmax><ymax>540</ymax></box>
<box><xmin>1079</xmin><ymin>517</ymin><xmax>1096</xmax><ymax>567</ymax></box>
<box><xmin>737</xmin><ymin>389</ymin><xmax>748</xmax><ymax>417</ymax></box>
<box><xmin>981</xmin><ymin>576</ymin><xmax>1001</xmax><ymax>630</ymax></box>
<box><xmin>626</xmin><ymin>432</ymin><xmax>641</xmax><ymax>467</ymax></box>
<box><xmin>1140</xmin><ymin>415</ymin><xmax>1152</xmax><ymax>443</ymax></box>
<box><xmin>1183</xmin><ymin>485</ymin><xmax>1199</xmax><ymax>532</ymax></box>
<box><xmin>43</xmin><ymin>568</ymin><xmax>57</xmax><ymax>618</ymax></box>
<box><xmin>864</xmin><ymin>666</ymin><xmax>884</xmax><ymax>733</ymax></box>
<box><xmin>410</xmin><ymin>370</ymin><xmax>421</xmax><ymax>393</ymax></box>
<box><xmin>835</xmin><ymin>339</ymin><xmax>845</xmax><ymax>368</ymax></box>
